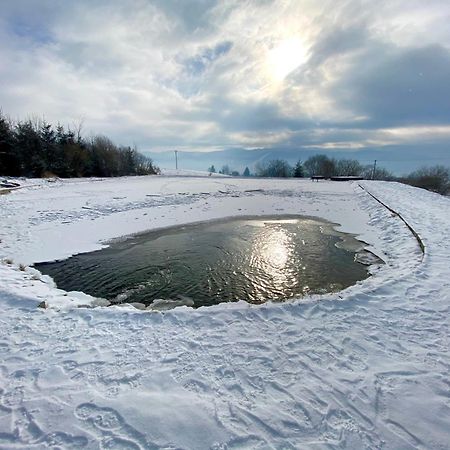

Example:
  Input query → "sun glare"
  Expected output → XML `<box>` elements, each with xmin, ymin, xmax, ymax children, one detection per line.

<box><xmin>267</xmin><ymin>37</ymin><xmax>308</xmax><ymax>82</ymax></box>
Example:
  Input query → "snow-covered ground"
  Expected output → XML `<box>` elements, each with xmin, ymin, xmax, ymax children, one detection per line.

<box><xmin>0</xmin><ymin>175</ymin><xmax>449</xmax><ymax>449</ymax></box>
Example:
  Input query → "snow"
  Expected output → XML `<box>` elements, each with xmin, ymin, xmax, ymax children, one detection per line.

<box><xmin>159</xmin><ymin>168</ymin><xmax>230</xmax><ymax>177</ymax></box>
<box><xmin>0</xmin><ymin>175</ymin><xmax>449</xmax><ymax>449</ymax></box>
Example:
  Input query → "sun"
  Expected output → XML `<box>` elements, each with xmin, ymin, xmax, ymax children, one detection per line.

<box><xmin>267</xmin><ymin>37</ymin><xmax>308</xmax><ymax>82</ymax></box>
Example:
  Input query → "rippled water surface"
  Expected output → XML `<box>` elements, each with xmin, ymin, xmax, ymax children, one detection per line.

<box><xmin>36</xmin><ymin>217</ymin><xmax>371</xmax><ymax>308</ymax></box>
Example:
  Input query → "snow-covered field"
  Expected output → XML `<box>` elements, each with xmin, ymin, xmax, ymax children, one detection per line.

<box><xmin>0</xmin><ymin>175</ymin><xmax>449</xmax><ymax>449</ymax></box>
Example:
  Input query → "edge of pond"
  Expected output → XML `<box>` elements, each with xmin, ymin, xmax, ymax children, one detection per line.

<box><xmin>33</xmin><ymin>214</ymin><xmax>386</xmax><ymax>312</ymax></box>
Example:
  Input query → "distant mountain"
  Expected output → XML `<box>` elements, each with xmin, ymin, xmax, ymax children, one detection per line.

<box><xmin>144</xmin><ymin>144</ymin><xmax>450</xmax><ymax>176</ymax></box>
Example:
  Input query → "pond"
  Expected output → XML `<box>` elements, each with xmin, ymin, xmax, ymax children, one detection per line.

<box><xmin>36</xmin><ymin>217</ymin><xmax>375</xmax><ymax>309</ymax></box>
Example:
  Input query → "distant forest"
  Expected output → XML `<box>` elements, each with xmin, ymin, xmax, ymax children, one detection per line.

<box><xmin>0</xmin><ymin>111</ymin><xmax>159</xmax><ymax>178</ymax></box>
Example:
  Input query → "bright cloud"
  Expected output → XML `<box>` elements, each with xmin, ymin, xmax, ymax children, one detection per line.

<box><xmin>0</xmin><ymin>0</ymin><xmax>449</xmax><ymax>163</ymax></box>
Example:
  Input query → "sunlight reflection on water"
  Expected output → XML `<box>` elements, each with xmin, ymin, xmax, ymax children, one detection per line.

<box><xmin>36</xmin><ymin>216</ymin><xmax>373</xmax><ymax>308</ymax></box>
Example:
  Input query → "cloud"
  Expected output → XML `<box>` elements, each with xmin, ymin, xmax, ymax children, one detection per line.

<box><xmin>183</xmin><ymin>41</ymin><xmax>233</xmax><ymax>76</ymax></box>
<box><xmin>332</xmin><ymin>44</ymin><xmax>450</xmax><ymax>126</ymax></box>
<box><xmin>0</xmin><ymin>0</ymin><xmax>449</xmax><ymax>163</ymax></box>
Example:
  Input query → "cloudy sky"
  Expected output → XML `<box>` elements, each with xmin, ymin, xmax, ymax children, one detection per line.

<box><xmin>1</xmin><ymin>0</ymin><xmax>450</xmax><ymax>166</ymax></box>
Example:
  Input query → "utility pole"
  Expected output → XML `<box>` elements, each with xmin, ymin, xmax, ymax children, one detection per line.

<box><xmin>174</xmin><ymin>150</ymin><xmax>178</xmax><ymax>170</ymax></box>
<box><xmin>372</xmin><ymin>159</ymin><xmax>377</xmax><ymax>180</ymax></box>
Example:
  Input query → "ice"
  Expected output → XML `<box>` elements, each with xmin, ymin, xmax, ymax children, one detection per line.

<box><xmin>148</xmin><ymin>297</ymin><xmax>196</xmax><ymax>311</ymax></box>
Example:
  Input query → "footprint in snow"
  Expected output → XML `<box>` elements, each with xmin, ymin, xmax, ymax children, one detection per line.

<box><xmin>75</xmin><ymin>402</ymin><xmax>158</xmax><ymax>450</ymax></box>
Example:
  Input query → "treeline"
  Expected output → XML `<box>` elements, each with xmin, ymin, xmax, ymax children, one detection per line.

<box><xmin>208</xmin><ymin>164</ymin><xmax>248</xmax><ymax>177</ymax></box>
<box><xmin>0</xmin><ymin>111</ymin><xmax>159</xmax><ymax>178</ymax></box>
<box><xmin>400</xmin><ymin>165</ymin><xmax>450</xmax><ymax>195</ymax></box>
<box><xmin>252</xmin><ymin>155</ymin><xmax>449</xmax><ymax>195</ymax></box>
<box><xmin>254</xmin><ymin>155</ymin><xmax>393</xmax><ymax>180</ymax></box>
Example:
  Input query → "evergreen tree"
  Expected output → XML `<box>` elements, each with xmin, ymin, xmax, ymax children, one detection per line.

<box><xmin>0</xmin><ymin>112</ymin><xmax>19</xmax><ymax>175</ymax></box>
<box><xmin>14</xmin><ymin>120</ymin><xmax>45</xmax><ymax>177</ymax></box>
<box><xmin>208</xmin><ymin>165</ymin><xmax>216</xmax><ymax>173</ymax></box>
<box><xmin>293</xmin><ymin>160</ymin><xmax>304</xmax><ymax>177</ymax></box>
<box><xmin>40</xmin><ymin>121</ymin><xmax>57</xmax><ymax>174</ymax></box>
<box><xmin>243</xmin><ymin>166</ymin><xmax>250</xmax><ymax>176</ymax></box>
<box><xmin>0</xmin><ymin>110</ymin><xmax>159</xmax><ymax>178</ymax></box>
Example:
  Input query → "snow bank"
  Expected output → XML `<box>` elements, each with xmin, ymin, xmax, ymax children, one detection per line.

<box><xmin>0</xmin><ymin>176</ymin><xmax>449</xmax><ymax>448</ymax></box>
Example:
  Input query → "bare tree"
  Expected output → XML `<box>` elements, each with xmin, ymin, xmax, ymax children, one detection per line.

<box><xmin>362</xmin><ymin>165</ymin><xmax>393</xmax><ymax>181</ymax></box>
<box><xmin>404</xmin><ymin>166</ymin><xmax>449</xmax><ymax>195</ymax></box>
<box><xmin>255</xmin><ymin>159</ymin><xmax>292</xmax><ymax>177</ymax></box>
<box><xmin>336</xmin><ymin>159</ymin><xmax>363</xmax><ymax>176</ymax></box>
<box><xmin>304</xmin><ymin>155</ymin><xmax>336</xmax><ymax>177</ymax></box>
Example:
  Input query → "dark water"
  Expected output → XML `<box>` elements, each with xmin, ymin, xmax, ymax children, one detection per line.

<box><xmin>36</xmin><ymin>217</ymin><xmax>372</xmax><ymax>308</ymax></box>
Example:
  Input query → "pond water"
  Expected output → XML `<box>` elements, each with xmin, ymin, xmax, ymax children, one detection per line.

<box><xmin>36</xmin><ymin>217</ymin><xmax>374</xmax><ymax>309</ymax></box>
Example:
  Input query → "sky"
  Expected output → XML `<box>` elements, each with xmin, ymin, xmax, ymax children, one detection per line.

<box><xmin>1</xmin><ymin>0</ymin><xmax>450</xmax><ymax>171</ymax></box>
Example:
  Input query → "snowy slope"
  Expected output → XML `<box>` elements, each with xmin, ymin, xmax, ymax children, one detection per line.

<box><xmin>0</xmin><ymin>176</ymin><xmax>449</xmax><ymax>449</ymax></box>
